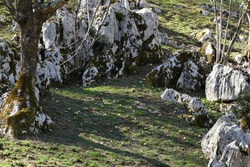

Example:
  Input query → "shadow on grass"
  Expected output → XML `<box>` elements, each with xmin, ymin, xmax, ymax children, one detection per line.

<box><xmin>19</xmin><ymin>84</ymin><xmax>204</xmax><ymax>166</ymax></box>
<box><xmin>79</xmin><ymin>136</ymin><xmax>170</xmax><ymax>167</ymax></box>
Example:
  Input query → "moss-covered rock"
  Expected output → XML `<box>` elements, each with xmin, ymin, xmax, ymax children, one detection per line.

<box><xmin>146</xmin><ymin>51</ymin><xmax>194</xmax><ymax>88</ymax></box>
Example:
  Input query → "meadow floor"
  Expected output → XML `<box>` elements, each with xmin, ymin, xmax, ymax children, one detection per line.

<box><xmin>0</xmin><ymin>69</ymin><xmax>209</xmax><ymax>167</ymax></box>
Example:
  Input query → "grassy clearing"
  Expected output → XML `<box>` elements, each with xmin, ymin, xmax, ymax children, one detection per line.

<box><xmin>150</xmin><ymin>0</ymin><xmax>248</xmax><ymax>55</ymax></box>
<box><xmin>149</xmin><ymin>0</ymin><xmax>214</xmax><ymax>53</ymax></box>
<box><xmin>0</xmin><ymin>0</ymin><xmax>236</xmax><ymax>166</ymax></box>
<box><xmin>0</xmin><ymin>1</ymin><xmax>14</xmax><ymax>40</ymax></box>
<box><xmin>0</xmin><ymin>72</ymin><xmax>209</xmax><ymax>166</ymax></box>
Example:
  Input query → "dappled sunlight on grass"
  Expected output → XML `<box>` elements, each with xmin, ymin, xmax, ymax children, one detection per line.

<box><xmin>0</xmin><ymin>76</ymin><xmax>208</xmax><ymax>166</ymax></box>
<box><xmin>0</xmin><ymin>0</ymin><xmax>221</xmax><ymax>166</ymax></box>
<box><xmin>29</xmin><ymin>78</ymin><xmax>207</xmax><ymax>166</ymax></box>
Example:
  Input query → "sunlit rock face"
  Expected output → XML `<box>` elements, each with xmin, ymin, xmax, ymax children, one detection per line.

<box><xmin>198</xmin><ymin>41</ymin><xmax>215</xmax><ymax>63</ymax></box>
<box><xmin>82</xmin><ymin>2</ymin><xmax>162</xmax><ymax>85</ymax></box>
<box><xmin>201</xmin><ymin>113</ymin><xmax>250</xmax><ymax>167</ymax></box>
<box><xmin>39</xmin><ymin>2</ymin><xmax>162</xmax><ymax>87</ymax></box>
<box><xmin>176</xmin><ymin>60</ymin><xmax>204</xmax><ymax>91</ymax></box>
<box><xmin>206</xmin><ymin>64</ymin><xmax>250</xmax><ymax>102</ymax></box>
<box><xmin>196</xmin><ymin>28</ymin><xmax>213</xmax><ymax>43</ymax></box>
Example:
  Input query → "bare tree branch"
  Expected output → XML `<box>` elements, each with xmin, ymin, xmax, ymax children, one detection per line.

<box><xmin>38</xmin><ymin>0</ymin><xmax>70</xmax><ymax>15</ymax></box>
<box><xmin>218</xmin><ymin>0</ymin><xmax>223</xmax><ymax>63</ymax></box>
<box><xmin>223</xmin><ymin>3</ymin><xmax>250</xmax><ymax>64</ymax></box>
<box><xmin>221</xmin><ymin>0</ymin><xmax>232</xmax><ymax>59</ymax></box>
<box><xmin>214</xmin><ymin>0</ymin><xmax>220</xmax><ymax>63</ymax></box>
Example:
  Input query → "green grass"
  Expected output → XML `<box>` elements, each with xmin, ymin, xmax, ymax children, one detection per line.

<box><xmin>0</xmin><ymin>1</ymin><xmax>14</xmax><ymax>40</ymax></box>
<box><xmin>0</xmin><ymin>0</ymin><xmax>237</xmax><ymax>166</ymax></box>
<box><xmin>150</xmin><ymin>0</ymin><xmax>248</xmax><ymax>55</ymax></box>
<box><xmin>0</xmin><ymin>74</ymin><xmax>209</xmax><ymax>166</ymax></box>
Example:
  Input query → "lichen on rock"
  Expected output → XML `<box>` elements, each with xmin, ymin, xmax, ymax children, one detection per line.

<box><xmin>0</xmin><ymin>38</ymin><xmax>21</xmax><ymax>85</ymax></box>
<box><xmin>82</xmin><ymin>2</ymin><xmax>162</xmax><ymax>84</ymax></box>
<box><xmin>201</xmin><ymin>113</ymin><xmax>250</xmax><ymax>167</ymax></box>
<box><xmin>206</xmin><ymin>64</ymin><xmax>250</xmax><ymax>102</ymax></box>
<box><xmin>146</xmin><ymin>51</ymin><xmax>205</xmax><ymax>91</ymax></box>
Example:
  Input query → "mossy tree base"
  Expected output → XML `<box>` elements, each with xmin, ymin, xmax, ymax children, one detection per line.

<box><xmin>0</xmin><ymin>73</ymin><xmax>52</xmax><ymax>138</ymax></box>
<box><xmin>0</xmin><ymin>0</ymin><xmax>69</xmax><ymax>138</ymax></box>
<box><xmin>0</xmin><ymin>73</ymin><xmax>38</xmax><ymax>138</ymax></box>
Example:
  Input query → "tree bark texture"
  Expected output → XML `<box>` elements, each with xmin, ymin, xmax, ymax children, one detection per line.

<box><xmin>0</xmin><ymin>0</ymin><xmax>69</xmax><ymax>138</ymax></box>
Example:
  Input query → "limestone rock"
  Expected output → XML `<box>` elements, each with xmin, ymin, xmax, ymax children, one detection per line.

<box><xmin>196</xmin><ymin>28</ymin><xmax>213</xmax><ymax>43</ymax></box>
<box><xmin>146</xmin><ymin>51</ymin><xmax>193</xmax><ymax>88</ymax></box>
<box><xmin>83</xmin><ymin>2</ymin><xmax>162</xmax><ymax>83</ymax></box>
<box><xmin>31</xmin><ymin>111</ymin><xmax>53</xmax><ymax>132</ymax></box>
<box><xmin>42</xmin><ymin>21</ymin><xmax>57</xmax><ymax>49</ymax></box>
<box><xmin>36</xmin><ymin>49</ymin><xmax>63</xmax><ymax>91</ymax></box>
<box><xmin>200</xmin><ymin>9</ymin><xmax>210</xmax><ymax>16</ymax></box>
<box><xmin>1</xmin><ymin>2</ymin><xmax>162</xmax><ymax>90</ymax></box>
<box><xmin>40</xmin><ymin>7</ymin><xmax>84</xmax><ymax>85</ymax></box>
<box><xmin>206</xmin><ymin>64</ymin><xmax>250</xmax><ymax>102</ymax></box>
<box><xmin>56</xmin><ymin>8</ymin><xmax>75</xmax><ymax>47</ymax></box>
<box><xmin>80</xmin><ymin>0</ymin><xmax>100</xmax><ymax>10</ymax></box>
<box><xmin>121</xmin><ymin>0</ymin><xmax>130</xmax><ymax>9</ymax></box>
<box><xmin>234</xmin><ymin>54</ymin><xmax>246</xmax><ymax>64</ymax></box>
<box><xmin>0</xmin><ymin>38</ymin><xmax>20</xmax><ymax>85</ymax></box>
<box><xmin>146</xmin><ymin>56</ymin><xmax>182</xmax><ymax>87</ymax></box>
<box><xmin>161</xmin><ymin>88</ymin><xmax>212</xmax><ymax>127</ymax></box>
<box><xmin>82</xmin><ymin>67</ymin><xmax>100</xmax><ymax>87</ymax></box>
<box><xmin>176</xmin><ymin>60</ymin><xmax>204</xmax><ymax>91</ymax></box>
<box><xmin>198</xmin><ymin>41</ymin><xmax>215</xmax><ymax>63</ymax></box>
<box><xmin>41</xmin><ymin>2</ymin><xmax>162</xmax><ymax>87</ymax></box>
<box><xmin>201</xmin><ymin>113</ymin><xmax>250</xmax><ymax>167</ymax></box>
<box><xmin>200</xmin><ymin>3</ymin><xmax>213</xmax><ymax>12</ymax></box>
<box><xmin>160</xmin><ymin>32</ymin><xmax>168</xmax><ymax>45</ymax></box>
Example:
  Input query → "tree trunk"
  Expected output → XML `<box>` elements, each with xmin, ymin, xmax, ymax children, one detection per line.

<box><xmin>0</xmin><ymin>0</ymin><xmax>69</xmax><ymax>138</ymax></box>
<box><xmin>0</xmin><ymin>18</ymin><xmax>43</xmax><ymax>138</ymax></box>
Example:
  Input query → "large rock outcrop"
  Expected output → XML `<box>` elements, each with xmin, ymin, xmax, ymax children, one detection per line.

<box><xmin>201</xmin><ymin>113</ymin><xmax>250</xmax><ymax>167</ymax></box>
<box><xmin>39</xmin><ymin>2</ymin><xmax>163</xmax><ymax>86</ymax></box>
<box><xmin>146</xmin><ymin>51</ymin><xmax>205</xmax><ymax>91</ymax></box>
<box><xmin>2</xmin><ymin>2</ymin><xmax>163</xmax><ymax>90</ymax></box>
<box><xmin>82</xmin><ymin>2</ymin><xmax>162</xmax><ymax>85</ymax></box>
<box><xmin>161</xmin><ymin>88</ymin><xmax>212</xmax><ymax>127</ymax></box>
<box><xmin>205</xmin><ymin>64</ymin><xmax>250</xmax><ymax>102</ymax></box>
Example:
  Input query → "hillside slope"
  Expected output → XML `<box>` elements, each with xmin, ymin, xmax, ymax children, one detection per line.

<box><xmin>1</xmin><ymin>0</ymin><xmax>245</xmax><ymax>166</ymax></box>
